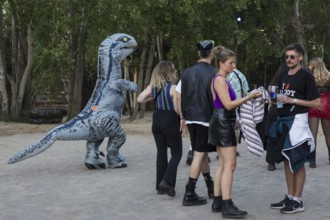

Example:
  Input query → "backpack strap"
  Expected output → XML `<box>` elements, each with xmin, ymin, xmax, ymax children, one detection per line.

<box><xmin>232</xmin><ymin>70</ymin><xmax>244</xmax><ymax>97</ymax></box>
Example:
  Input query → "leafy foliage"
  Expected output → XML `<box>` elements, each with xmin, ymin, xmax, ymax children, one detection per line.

<box><xmin>2</xmin><ymin>0</ymin><xmax>330</xmax><ymax>117</ymax></box>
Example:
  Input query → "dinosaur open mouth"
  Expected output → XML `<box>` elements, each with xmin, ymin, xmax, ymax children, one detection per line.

<box><xmin>121</xmin><ymin>45</ymin><xmax>137</xmax><ymax>50</ymax></box>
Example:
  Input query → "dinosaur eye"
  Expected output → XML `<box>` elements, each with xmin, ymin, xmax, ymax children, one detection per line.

<box><xmin>118</xmin><ymin>36</ymin><xmax>129</xmax><ymax>42</ymax></box>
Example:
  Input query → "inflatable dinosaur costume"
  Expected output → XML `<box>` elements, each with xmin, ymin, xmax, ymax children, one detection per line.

<box><xmin>8</xmin><ymin>33</ymin><xmax>138</xmax><ymax>169</ymax></box>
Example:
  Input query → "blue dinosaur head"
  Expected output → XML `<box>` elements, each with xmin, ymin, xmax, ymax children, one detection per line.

<box><xmin>99</xmin><ymin>33</ymin><xmax>138</xmax><ymax>62</ymax></box>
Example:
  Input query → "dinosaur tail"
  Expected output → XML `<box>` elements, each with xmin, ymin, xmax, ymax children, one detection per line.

<box><xmin>7</xmin><ymin>130</ymin><xmax>58</xmax><ymax>164</ymax></box>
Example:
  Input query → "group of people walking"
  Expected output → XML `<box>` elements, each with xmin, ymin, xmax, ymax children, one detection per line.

<box><xmin>137</xmin><ymin>40</ymin><xmax>330</xmax><ymax>218</ymax></box>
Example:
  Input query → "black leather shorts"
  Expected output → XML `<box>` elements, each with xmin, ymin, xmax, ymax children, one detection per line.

<box><xmin>208</xmin><ymin>109</ymin><xmax>237</xmax><ymax>147</ymax></box>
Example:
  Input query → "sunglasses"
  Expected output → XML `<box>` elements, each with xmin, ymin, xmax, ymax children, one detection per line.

<box><xmin>285</xmin><ymin>55</ymin><xmax>297</xmax><ymax>60</ymax></box>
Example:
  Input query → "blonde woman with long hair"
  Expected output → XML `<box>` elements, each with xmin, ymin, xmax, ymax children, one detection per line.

<box><xmin>308</xmin><ymin>57</ymin><xmax>330</xmax><ymax>167</ymax></box>
<box><xmin>209</xmin><ymin>46</ymin><xmax>260</xmax><ymax>218</ymax></box>
<box><xmin>137</xmin><ymin>61</ymin><xmax>182</xmax><ymax>197</ymax></box>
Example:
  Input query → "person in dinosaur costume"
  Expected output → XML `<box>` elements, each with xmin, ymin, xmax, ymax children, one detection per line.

<box><xmin>8</xmin><ymin>33</ymin><xmax>138</xmax><ymax>169</ymax></box>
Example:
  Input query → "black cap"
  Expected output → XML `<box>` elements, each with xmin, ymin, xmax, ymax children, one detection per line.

<box><xmin>196</xmin><ymin>40</ymin><xmax>214</xmax><ymax>52</ymax></box>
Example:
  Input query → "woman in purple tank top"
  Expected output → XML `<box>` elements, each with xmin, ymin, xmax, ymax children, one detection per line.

<box><xmin>208</xmin><ymin>46</ymin><xmax>260</xmax><ymax>218</ymax></box>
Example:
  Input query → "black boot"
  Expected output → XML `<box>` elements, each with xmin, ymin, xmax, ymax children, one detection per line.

<box><xmin>222</xmin><ymin>199</ymin><xmax>248</xmax><ymax>218</ymax></box>
<box><xmin>212</xmin><ymin>196</ymin><xmax>222</xmax><ymax>212</ymax></box>
<box><xmin>267</xmin><ymin>163</ymin><xmax>276</xmax><ymax>171</ymax></box>
<box><xmin>203</xmin><ymin>173</ymin><xmax>214</xmax><ymax>198</ymax></box>
<box><xmin>182</xmin><ymin>178</ymin><xmax>207</xmax><ymax>206</ymax></box>
<box><xmin>159</xmin><ymin>180</ymin><xmax>176</xmax><ymax>197</ymax></box>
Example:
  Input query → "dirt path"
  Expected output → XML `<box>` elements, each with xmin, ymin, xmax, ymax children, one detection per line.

<box><xmin>1</xmin><ymin>112</ymin><xmax>329</xmax><ymax>220</ymax></box>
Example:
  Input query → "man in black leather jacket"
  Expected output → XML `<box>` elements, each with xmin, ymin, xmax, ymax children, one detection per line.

<box><xmin>176</xmin><ymin>40</ymin><xmax>216</xmax><ymax>206</ymax></box>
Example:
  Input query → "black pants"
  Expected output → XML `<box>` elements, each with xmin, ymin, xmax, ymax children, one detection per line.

<box><xmin>264</xmin><ymin>105</ymin><xmax>279</xmax><ymax>164</ymax></box>
<box><xmin>152</xmin><ymin>110</ymin><xmax>182</xmax><ymax>189</ymax></box>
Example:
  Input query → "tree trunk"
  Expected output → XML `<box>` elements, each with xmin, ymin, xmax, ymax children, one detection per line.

<box><xmin>9</xmin><ymin>7</ymin><xmax>19</xmax><ymax>116</ymax></box>
<box><xmin>157</xmin><ymin>33</ymin><xmax>164</xmax><ymax>61</ymax></box>
<box><xmin>123</xmin><ymin>59</ymin><xmax>134</xmax><ymax>116</ymax></box>
<box><xmin>294</xmin><ymin>0</ymin><xmax>308</xmax><ymax>67</ymax></box>
<box><xmin>130</xmin><ymin>28</ymin><xmax>149</xmax><ymax>121</ymax></box>
<box><xmin>6</xmin><ymin>0</ymin><xmax>29</xmax><ymax>118</ymax></box>
<box><xmin>139</xmin><ymin>37</ymin><xmax>156</xmax><ymax>119</ymax></box>
<box><xmin>66</xmin><ymin>33</ymin><xmax>78</xmax><ymax>120</ymax></box>
<box><xmin>0</xmin><ymin>3</ymin><xmax>9</xmax><ymax>114</ymax></box>
<box><xmin>71</xmin><ymin>19</ymin><xmax>87</xmax><ymax>115</ymax></box>
<box><xmin>16</xmin><ymin>24</ymin><xmax>34</xmax><ymax>116</ymax></box>
<box><xmin>65</xmin><ymin>1</ymin><xmax>79</xmax><ymax>120</ymax></box>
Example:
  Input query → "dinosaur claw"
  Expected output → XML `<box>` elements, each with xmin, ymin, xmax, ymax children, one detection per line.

<box><xmin>84</xmin><ymin>162</ymin><xmax>106</xmax><ymax>169</ymax></box>
<box><xmin>111</xmin><ymin>163</ymin><xmax>127</xmax><ymax>169</ymax></box>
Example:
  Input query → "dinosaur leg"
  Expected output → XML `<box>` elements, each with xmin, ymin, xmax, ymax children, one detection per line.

<box><xmin>106</xmin><ymin>128</ymin><xmax>127</xmax><ymax>168</ymax></box>
<box><xmin>84</xmin><ymin>140</ymin><xmax>106</xmax><ymax>169</ymax></box>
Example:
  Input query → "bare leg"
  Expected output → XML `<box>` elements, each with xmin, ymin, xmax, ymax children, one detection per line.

<box><xmin>214</xmin><ymin>147</ymin><xmax>223</xmax><ymax>197</ymax></box>
<box><xmin>200</xmin><ymin>153</ymin><xmax>210</xmax><ymax>173</ymax></box>
<box><xmin>189</xmin><ymin>151</ymin><xmax>206</xmax><ymax>178</ymax></box>
<box><xmin>284</xmin><ymin>160</ymin><xmax>295</xmax><ymax>196</ymax></box>
<box><xmin>284</xmin><ymin>160</ymin><xmax>306</xmax><ymax>197</ymax></box>
<box><xmin>219</xmin><ymin>146</ymin><xmax>237</xmax><ymax>200</ymax></box>
<box><xmin>293</xmin><ymin>165</ymin><xmax>306</xmax><ymax>197</ymax></box>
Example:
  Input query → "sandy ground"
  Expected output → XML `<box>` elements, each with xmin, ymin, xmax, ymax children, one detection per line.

<box><xmin>1</xmin><ymin>112</ymin><xmax>330</xmax><ymax>220</ymax></box>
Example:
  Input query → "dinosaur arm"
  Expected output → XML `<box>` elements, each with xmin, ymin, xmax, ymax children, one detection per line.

<box><xmin>116</xmin><ymin>79</ymin><xmax>137</xmax><ymax>92</ymax></box>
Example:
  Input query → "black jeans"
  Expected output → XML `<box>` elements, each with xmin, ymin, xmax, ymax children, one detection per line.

<box><xmin>152</xmin><ymin>110</ymin><xmax>182</xmax><ymax>189</ymax></box>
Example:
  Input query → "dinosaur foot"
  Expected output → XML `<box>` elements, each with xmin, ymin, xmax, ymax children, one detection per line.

<box><xmin>107</xmin><ymin>154</ymin><xmax>127</xmax><ymax>169</ymax></box>
<box><xmin>110</xmin><ymin>163</ymin><xmax>127</xmax><ymax>169</ymax></box>
<box><xmin>84</xmin><ymin>152</ymin><xmax>106</xmax><ymax>169</ymax></box>
<box><xmin>84</xmin><ymin>162</ymin><xmax>106</xmax><ymax>169</ymax></box>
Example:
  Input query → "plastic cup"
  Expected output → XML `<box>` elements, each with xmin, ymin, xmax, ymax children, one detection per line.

<box><xmin>277</xmin><ymin>93</ymin><xmax>283</xmax><ymax>108</ymax></box>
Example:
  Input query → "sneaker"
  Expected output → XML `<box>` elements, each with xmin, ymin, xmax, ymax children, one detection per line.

<box><xmin>280</xmin><ymin>200</ymin><xmax>305</xmax><ymax>214</ymax></box>
<box><xmin>270</xmin><ymin>195</ymin><xmax>292</xmax><ymax>209</ymax></box>
<box><xmin>267</xmin><ymin>163</ymin><xmax>276</xmax><ymax>171</ymax></box>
